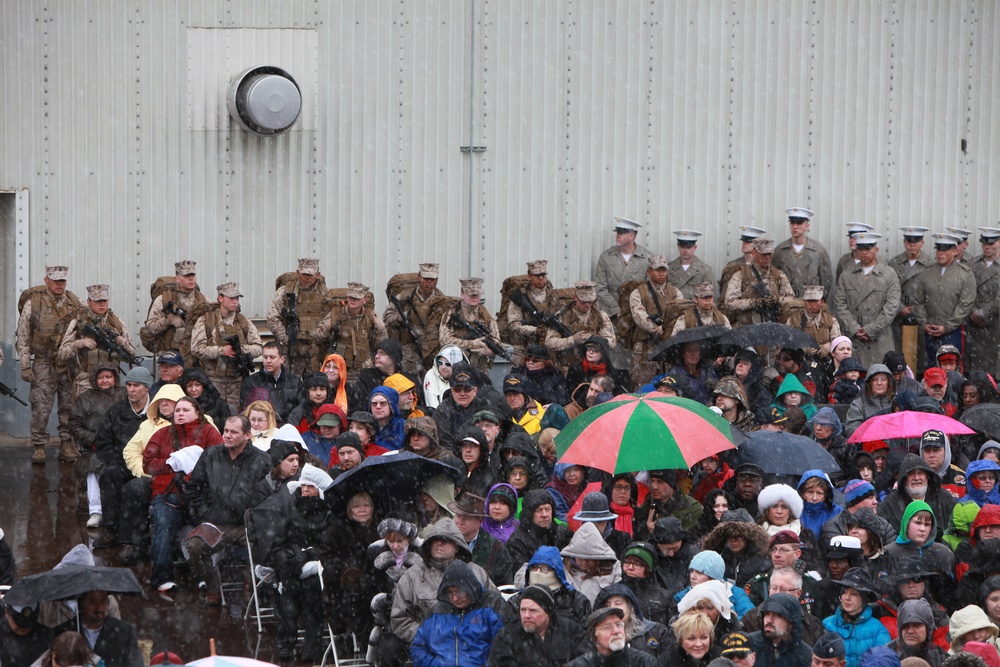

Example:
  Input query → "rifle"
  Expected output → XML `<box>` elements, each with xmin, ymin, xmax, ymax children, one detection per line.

<box><xmin>163</xmin><ymin>301</ymin><xmax>188</xmax><ymax>320</ymax></box>
<box><xmin>508</xmin><ymin>289</ymin><xmax>574</xmax><ymax>338</ymax></box>
<box><xmin>223</xmin><ymin>335</ymin><xmax>256</xmax><ymax>378</ymax></box>
<box><xmin>281</xmin><ymin>293</ymin><xmax>301</xmax><ymax>347</ymax></box>
<box><xmin>448</xmin><ymin>311</ymin><xmax>513</xmax><ymax>362</ymax></box>
<box><xmin>0</xmin><ymin>380</ymin><xmax>28</xmax><ymax>407</ymax></box>
<box><xmin>389</xmin><ymin>293</ymin><xmax>424</xmax><ymax>352</ymax></box>
<box><xmin>749</xmin><ymin>267</ymin><xmax>780</xmax><ymax>322</ymax></box>
<box><xmin>82</xmin><ymin>322</ymin><xmax>142</xmax><ymax>366</ymax></box>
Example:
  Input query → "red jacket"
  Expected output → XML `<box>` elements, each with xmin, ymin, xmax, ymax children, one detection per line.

<box><xmin>143</xmin><ymin>421</ymin><xmax>223</xmax><ymax>497</ymax></box>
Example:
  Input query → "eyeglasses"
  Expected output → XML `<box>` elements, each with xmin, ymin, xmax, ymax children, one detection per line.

<box><xmin>436</xmin><ymin>359</ymin><xmax>452</xmax><ymax>367</ymax></box>
<box><xmin>770</xmin><ymin>546</ymin><xmax>799</xmax><ymax>554</ymax></box>
<box><xmin>248</xmin><ymin>417</ymin><xmax>268</xmax><ymax>425</ymax></box>
<box><xmin>370</xmin><ymin>400</ymin><xmax>389</xmax><ymax>408</ymax></box>
<box><xmin>770</xmin><ymin>586</ymin><xmax>801</xmax><ymax>594</ymax></box>
<box><xmin>613</xmin><ymin>484</ymin><xmax>632</xmax><ymax>492</ymax></box>
<box><xmin>531</xmin><ymin>273</ymin><xmax>548</xmax><ymax>278</ymax></box>
<box><xmin>452</xmin><ymin>385</ymin><xmax>475</xmax><ymax>394</ymax></box>
<box><xmin>529</xmin><ymin>564</ymin><xmax>552</xmax><ymax>573</ymax></box>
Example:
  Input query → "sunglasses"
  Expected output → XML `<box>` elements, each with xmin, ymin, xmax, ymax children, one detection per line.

<box><xmin>452</xmin><ymin>385</ymin><xmax>475</xmax><ymax>393</ymax></box>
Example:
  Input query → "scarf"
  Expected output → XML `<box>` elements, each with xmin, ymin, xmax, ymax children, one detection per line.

<box><xmin>611</xmin><ymin>502</ymin><xmax>635</xmax><ymax>536</ymax></box>
<box><xmin>583</xmin><ymin>359</ymin><xmax>607</xmax><ymax>375</ymax></box>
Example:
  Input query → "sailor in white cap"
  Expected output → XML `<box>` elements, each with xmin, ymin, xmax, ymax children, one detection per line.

<box><xmin>773</xmin><ymin>206</ymin><xmax>834</xmax><ymax>299</ymax></box>
<box><xmin>946</xmin><ymin>226</ymin><xmax>973</xmax><ymax>263</ymax></box>
<box><xmin>668</xmin><ymin>230</ymin><xmax>716</xmax><ymax>300</ymax></box>
<box><xmin>836</xmin><ymin>222</ymin><xmax>876</xmax><ymax>280</ymax></box>
<box><xmin>888</xmin><ymin>227</ymin><xmax>933</xmax><ymax>365</ymax></box>
<box><xmin>593</xmin><ymin>216</ymin><xmax>654</xmax><ymax>317</ymax></box>
<box><xmin>833</xmin><ymin>232</ymin><xmax>901</xmax><ymax>369</ymax></box>
<box><xmin>965</xmin><ymin>227</ymin><xmax>1000</xmax><ymax>373</ymax></box>
<box><xmin>266</xmin><ymin>258</ymin><xmax>329</xmax><ymax>375</ymax></box>
<box><xmin>719</xmin><ymin>225</ymin><xmax>767</xmax><ymax>296</ymax></box>
<box><xmin>911</xmin><ymin>232</ymin><xmax>977</xmax><ymax>366</ymax></box>
<box><xmin>382</xmin><ymin>262</ymin><xmax>448</xmax><ymax>373</ymax></box>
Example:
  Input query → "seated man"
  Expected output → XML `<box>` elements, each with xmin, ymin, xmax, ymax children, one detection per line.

<box><xmin>184</xmin><ymin>415</ymin><xmax>272</xmax><ymax>604</ymax></box>
<box><xmin>505</xmin><ymin>490</ymin><xmax>573</xmax><ymax>571</ymax></box>
<box><xmin>53</xmin><ymin>590</ymin><xmax>142</xmax><ymax>667</ymax></box>
<box><xmin>487</xmin><ymin>585</ymin><xmax>588</xmax><ymax>667</ymax></box>
<box><xmin>448</xmin><ymin>492</ymin><xmax>513</xmax><ymax>586</ymax></box>
<box><xmin>566</xmin><ymin>607</ymin><xmax>658</xmax><ymax>666</ymax></box>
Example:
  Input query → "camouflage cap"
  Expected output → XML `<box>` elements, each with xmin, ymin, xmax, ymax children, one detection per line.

<box><xmin>712</xmin><ymin>375</ymin><xmax>743</xmax><ymax>401</ymax></box>
<box><xmin>648</xmin><ymin>255</ymin><xmax>669</xmax><ymax>270</ymax></box>
<box><xmin>802</xmin><ymin>285</ymin><xmax>825</xmax><ymax>301</ymax></box>
<box><xmin>574</xmin><ymin>280</ymin><xmax>598</xmax><ymax>302</ymax></box>
<box><xmin>753</xmin><ymin>238</ymin><xmax>775</xmax><ymax>254</ymax></box>
<box><xmin>418</xmin><ymin>262</ymin><xmax>440</xmax><ymax>279</ymax></box>
<box><xmin>297</xmin><ymin>258</ymin><xmax>320</xmax><ymax>275</ymax></box>
<box><xmin>174</xmin><ymin>260</ymin><xmax>197</xmax><ymax>275</ymax></box>
<box><xmin>460</xmin><ymin>277</ymin><xmax>484</xmax><ymax>296</ymax></box>
<box><xmin>86</xmin><ymin>284</ymin><xmax>110</xmax><ymax>301</ymax></box>
<box><xmin>46</xmin><ymin>265</ymin><xmax>69</xmax><ymax>280</ymax></box>
<box><xmin>346</xmin><ymin>282</ymin><xmax>369</xmax><ymax>299</ymax></box>
<box><xmin>527</xmin><ymin>259</ymin><xmax>548</xmax><ymax>275</ymax></box>
<box><xmin>216</xmin><ymin>282</ymin><xmax>242</xmax><ymax>298</ymax></box>
<box><xmin>692</xmin><ymin>282</ymin><xmax>714</xmax><ymax>298</ymax></box>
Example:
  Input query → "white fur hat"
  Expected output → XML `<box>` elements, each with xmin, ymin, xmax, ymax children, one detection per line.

<box><xmin>756</xmin><ymin>483</ymin><xmax>803</xmax><ymax>519</ymax></box>
<box><xmin>287</xmin><ymin>464</ymin><xmax>334</xmax><ymax>499</ymax></box>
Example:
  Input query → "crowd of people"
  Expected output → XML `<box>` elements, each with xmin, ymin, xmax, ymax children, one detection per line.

<box><xmin>4</xmin><ymin>208</ymin><xmax>1000</xmax><ymax>666</ymax></box>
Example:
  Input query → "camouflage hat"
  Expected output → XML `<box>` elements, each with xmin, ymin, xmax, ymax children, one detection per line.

<box><xmin>460</xmin><ymin>277</ymin><xmax>484</xmax><ymax>296</ymax></box>
<box><xmin>753</xmin><ymin>238</ymin><xmax>775</xmax><ymax>254</ymax></box>
<box><xmin>346</xmin><ymin>282</ymin><xmax>369</xmax><ymax>299</ymax></box>
<box><xmin>216</xmin><ymin>282</ymin><xmax>243</xmax><ymax>298</ymax></box>
<box><xmin>174</xmin><ymin>260</ymin><xmax>196</xmax><ymax>275</ymax></box>
<box><xmin>297</xmin><ymin>257</ymin><xmax>320</xmax><ymax>275</ymax></box>
<box><xmin>712</xmin><ymin>376</ymin><xmax>743</xmax><ymax>401</ymax></box>
<box><xmin>692</xmin><ymin>282</ymin><xmax>714</xmax><ymax>298</ymax></box>
<box><xmin>46</xmin><ymin>265</ymin><xmax>69</xmax><ymax>280</ymax></box>
<box><xmin>574</xmin><ymin>280</ymin><xmax>598</xmax><ymax>302</ymax></box>
<box><xmin>418</xmin><ymin>262</ymin><xmax>440</xmax><ymax>279</ymax></box>
<box><xmin>648</xmin><ymin>255</ymin><xmax>669</xmax><ymax>270</ymax></box>
<box><xmin>404</xmin><ymin>415</ymin><xmax>437</xmax><ymax>439</ymax></box>
<box><xmin>802</xmin><ymin>285</ymin><xmax>825</xmax><ymax>301</ymax></box>
<box><xmin>86</xmin><ymin>284</ymin><xmax>110</xmax><ymax>301</ymax></box>
<box><xmin>527</xmin><ymin>259</ymin><xmax>548</xmax><ymax>275</ymax></box>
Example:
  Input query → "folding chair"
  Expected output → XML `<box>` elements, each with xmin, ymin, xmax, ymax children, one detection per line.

<box><xmin>321</xmin><ymin>627</ymin><xmax>367</xmax><ymax>667</ymax></box>
<box><xmin>243</xmin><ymin>505</ymin><xmax>282</xmax><ymax>631</ymax></box>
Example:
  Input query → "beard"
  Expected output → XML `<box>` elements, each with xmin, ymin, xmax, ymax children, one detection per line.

<box><xmin>905</xmin><ymin>483</ymin><xmax>928</xmax><ymax>499</ymax></box>
<box><xmin>608</xmin><ymin>636</ymin><xmax>626</xmax><ymax>652</ymax></box>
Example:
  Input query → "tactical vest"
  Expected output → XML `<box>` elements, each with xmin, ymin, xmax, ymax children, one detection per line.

<box><xmin>393</xmin><ymin>287</ymin><xmax>447</xmax><ymax>359</ymax></box>
<box><xmin>148</xmin><ymin>287</ymin><xmax>208</xmax><ymax>354</ymax></box>
<box><xmin>74</xmin><ymin>308</ymin><xmax>127</xmax><ymax>374</ymax></box>
<box><xmin>28</xmin><ymin>290</ymin><xmax>81</xmax><ymax>359</ymax></box>
<box><xmin>506</xmin><ymin>287</ymin><xmax>562</xmax><ymax>347</ymax></box>
<box><xmin>683</xmin><ymin>307</ymin><xmax>727</xmax><ymax>329</ymax></box>
<box><xmin>799</xmin><ymin>309</ymin><xmax>836</xmax><ymax>347</ymax></box>
<box><xmin>552</xmin><ymin>306</ymin><xmax>605</xmax><ymax>367</ymax></box>
<box><xmin>200</xmin><ymin>307</ymin><xmax>252</xmax><ymax>378</ymax></box>
<box><xmin>329</xmin><ymin>306</ymin><xmax>379</xmax><ymax>372</ymax></box>
<box><xmin>734</xmin><ymin>264</ymin><xmax>783</xmax><ymax>326</ymax></box>
<box><xmin>635</xmin><ymin>282</ymin><xmax>678</xmax><ymax>344</ymax></box>
<box><xmin>282</xmin><ymin>279</ymin><xmax>329</xmax><ymax>342</ymax></box>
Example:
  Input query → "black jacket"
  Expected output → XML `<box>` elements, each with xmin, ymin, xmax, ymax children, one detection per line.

<box><xmin>747</xmin><ymin>594</ymin><xmax>814</xmax><ymax>667</ymax></box>
<box><xmin>655</xmin><ymin>642</ymin><xmax>721</xmax><ymax>667</ymax></box>
<box><xmin>181</xmin><ymin>367</ymin><xmax>232</xmax><ymax>428</ymax></box>
<box><xmin>567</xmin><ymin>647</ymin><xmax>660</xmax><ymax>666</ymax></box>
<box><xmin>621</xmin><ymin>574</ymin><xmax>676</xmax><ymax>626</ymax></box>
<box><xmin>239</xmin><ymin>366</ymin><xmax>301</xmax><ymax>423</ymax></box>
<box><xmin>524</xmin><ymin>366</ymin><xmax>571</xmax><ymax>406</ymax></box>
<box><xmin>185</xmin><ymin>444</ymin><xmax>272</xmax><ymax>526</ymax></box>
<box><xmin>506</xmin><ymin>491</ymin><xmax>573</xmax><ymax>569</ymax></box>
<box><xmin>877</xmin><ymin>454</ymin><xmax>958</xmax><ymax>539</ymax></box>
<box><xmin>487</xmin><ymin>612</ymin><xmax>588</xmax><ymax>667</ymax></box>
<box><xmin>433</xmin><ymin>391</ymin><xmax>506</xmax><ymax>453</ymax></box>
<box><xmin>93</xmin><ymin>397</ymin><xmax>147</xmax><ymax>468</ymax></box>
<box><xmin>69</xmin><ymin>363</ymin><xmax>122</xmax><ymax>449</ymax></box>
<box><xmin>53</xmin><ymin>616</ymin><xmax>143</xmax><ymax>667</ymax></box>
<box><xmin>471</xmin><ymin>529</ymin><xmax>514</xmax><ymax>586</ymax></box>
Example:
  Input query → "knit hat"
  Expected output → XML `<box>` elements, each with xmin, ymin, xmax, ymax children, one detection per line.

<box><xmin>286</xmin><ymin>464</ymin><xmax>334</xmax><ymax>499</ymax></box>
<box><xmin>335</xmin><ymin>431</ymin><xmax>365</xmax><ymax>456</ymax></box>
<box><xmin>830</xmin><ymin>336</ymin><xmax>852</xmax><ymax>355</ymax></box>
<box><xmin>622</xmin><ymin>542</ymin><xmax>656</xmax><ymax>571</ymax></box>
<box><xmin>648</xmin><ymin>469</ymin><xmax>678</xmax><ymax>489</ymax></box>
<box><xmin>378</xmin><ymin>514</ymin><xmax>419</xmax><ymax>541</ymax></box>
<box><xmin>488</xmin><ymin>485</ymin><xmax>518</xmax><ymax>510</ymax></box>
<box><xmin>649</xmin><ymin>516</ymin><xmax>685</xmax><ymax>544</ymax></box>
<box><xmin>268</xmin><ymin>440</ymin><xmax>299</xmax><ymax>468</ymax></box>
<box><xmin>689</xmin><ymin>550</ymin><xmax>726</xmax><ymax>581</ymax></box>
<box><xmin>303</xmin><ymin>371</ymin><xmax>331</xmax><ymax>390</ymax></box>
<box><xmin>844</xmin><ymin>480</ymin><xmax>876</xmax><ymax>507</ymax></box>
<box><xmin>520</xmin><ymin>584</ymin><xmax>556</xmax><ymax>620</ymax></box>
<box><xmin>124</xmin><ymin>366</ymin><xmax>154</xmax><ymax>388</ymax></box>
<box><xmin>813</xmin><ymin>632</ymin><xmax>846</xmax><ymax>660</ymax></box>
<box><xmin>349</xmin><ymin>411</ymin><xmax>378</xmax><ymax>433</ymax></box>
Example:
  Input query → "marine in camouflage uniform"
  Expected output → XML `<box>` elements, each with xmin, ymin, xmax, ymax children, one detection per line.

<box><xmin>15</xmin><ymin>265</ymin><xmax>82</xmax><ymax>463</ymax></box>
<box><xmin>57</xmin><ymin>284</ymin><xmax>137</xmax><ymax>400</ymax></box>
<box><xmin>312</xmin><ymin>281</ymin><xmax>388</xmax><ymax>383</ymax></box>
<box><xmin>545</xmin><ymin>280</ymin><xmax>616</xmax><ymax>375</ymax></box>
<box><xmin>504</xmin><ymin>259</ymin><xmax>569</xmax><ymax>366</ymax></box>
<box><xmin>625</xmin><ymin>256</ymin><xmax>684</xmax><ymax>388</ymax></box>
<box><xmin>142</xmin><ymin>260</ymin><xmax>208</xmax><ymax>362</ymax></box>
<box><xmin>266</xmin><ymin>257</ymin><xmax>330</xmax><ymax>376</ymax></box>
<box><xmin>190</xmin><ymin>282</ymin><xmax>264</xmax><ymax>409</ymax></box>
<box><xmin>383</xmin><ymin>263</ymin><xmax>449</xmax><ymax>374</ymax></box>
<box><xmin>724</xmin><ymin>239</ymin><xmax>797</xmax><ymax>327</ymax></box>
<box><xmin>439</xmin><ymin>277</ymin><xmax>503</xmax><ymax>372</ymax></box>
<box><xmin>771</xmin><ymin>207</ymin><xmax>834</xmax><ymax>299</ymax></box>
<box><xmin>784</xmin><ymin>286</ymin><xmax>841</xmax><ymax>363</ymax></box>
<box><xmin>719</xmin><ymin>225</ymin><xmax>768</xmax><ymax>304</ymax></box>
<box><xmin>964</xmin><ymin>227</ymin><xmax>1000</xmax><ymax>375</ymax></box>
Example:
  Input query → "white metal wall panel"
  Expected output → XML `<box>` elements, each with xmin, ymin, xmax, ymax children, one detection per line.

<box><xmin>2</xmin><ymin>0</ymin><xmax>1000</xmax><ymax>347</ymax></box>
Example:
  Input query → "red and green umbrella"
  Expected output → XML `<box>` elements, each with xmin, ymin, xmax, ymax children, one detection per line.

<box><xmin>554</xmin><ymin>392</ymin><xmax>737</xmax><ymax>474</ymax></box>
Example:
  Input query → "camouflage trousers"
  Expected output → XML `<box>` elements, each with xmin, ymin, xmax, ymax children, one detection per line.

<box><xmin>29</xmin><ymin>358</ymin><xmax>74</xmax><ymax>448</ymax></box>
<box><xmin>630</xmin><ymin>342</ymin><xmax>661</xmax><ymax>389</ymax></box>
<box><xmin>210</xmin><ymin>375</ymin><xmax>243</xmax><ymax>413</ymax></box>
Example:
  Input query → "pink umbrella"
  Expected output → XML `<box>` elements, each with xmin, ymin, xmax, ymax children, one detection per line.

<box><xmin>847</xmin><ymin>410</ymin><xmax>975</xmax><ymax>443</ymax></box>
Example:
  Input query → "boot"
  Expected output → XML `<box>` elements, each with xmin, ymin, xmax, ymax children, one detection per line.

<box><xmin>92</xmin><ymin>528</ymin><xmax>119</xmax><ymax>549</ymax></box>
<box><xmin>32</xmin><ymin>446</ymin><xmax>46</xmax><ymax>464</ymax></box>
<box><xmin>58</xmin><ymin>440</ymin><xmax>79</xmax><ymax>463</ymax></box>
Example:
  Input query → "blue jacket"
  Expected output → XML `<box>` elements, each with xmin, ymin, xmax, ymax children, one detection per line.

<box><xmin>370</xmin><ymin>386</ymin><xmax>406</xmax><ymax>451</ymax></box>
<box><xmin>410</xmin><ymin>561</ymin><xmax>505</xmax><ymax>667</ymax></box>
<box><xmin>797</xmin><ymin>469</ymin><xmax>843</xmax><ymax>538</ymax></box>
<box><xmin>671</xmin><ymin>582</ymin><xmax>756</xmax><ymax>619</ymax></box>
<box><xmin>821</xmin><ymin>605</ymin><xmax>891</xmax><ymax>667</ymax></box>
<box><xmin>301</xmin><ymin>430</ymin><xmax>336</xmax><ymax>464</ymax></box>
<box><xmin>964</xmin><ymin>459</ymin><xmax>1000</xmax><ymax>507</ymax></box>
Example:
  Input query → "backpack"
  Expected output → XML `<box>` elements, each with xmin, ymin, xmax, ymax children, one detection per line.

<box><xmin>138</xmin><ymin>276</ymin><xmax>206</xmax><ymax>351</ymax></box>
<box><xmin>18</xmin><ymin>286</ymin><xmax>82</xmax><ymax>360</ymax></box>
<box><xmin>275</xmin><ymin>271</ymin><xmax>329</xmax><ymax>293</ymax></box>
<box><xmin>385</xmin><ymin>272</ymin><xmax>422</xmax><ymax>301</ymax></box>
<box><xmin>613</xmin><ymin>280</ymin><xmax>645</xmax><ymax>347</ymax></box>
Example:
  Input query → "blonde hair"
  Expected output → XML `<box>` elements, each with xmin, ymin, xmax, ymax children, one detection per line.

<box><xmin>800</xmin><ymin>477</ymin><xmax>827</xmax><ymax>496</ymax></box>
<box><xmin>243</xmin><ymin>400</ymin><xmax>277</xmax><ymax>431</ymax></box>
<box><xmin>347</xmin><ymin>491</ymin><xmax>375</xmax><ymax>522</ymax></box>
<box><xmin>671</xmin><ymin>610</ymin><xmax>716</xmax><ymax>643</ymax></box>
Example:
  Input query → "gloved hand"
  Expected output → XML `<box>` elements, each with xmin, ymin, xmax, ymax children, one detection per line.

<box><xmin>300</xmin><ymin>560</ymin><xmax>321</xmax><ymax>579</ymax></box>
<box><xmin>75</xmin><ymin>338</ymin><xmax>98</xmax><ymax>351</ymax></box>
<box><xmin>21</xmin><ymin>368</ymin><xmax>34</xmax><ymax>383</ymax></box>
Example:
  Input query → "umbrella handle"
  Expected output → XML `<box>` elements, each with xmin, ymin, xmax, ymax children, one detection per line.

<box><xmin>210</xmin><ymin>638</ymin><xmax>216</xmax><ymax>656</ymax></box>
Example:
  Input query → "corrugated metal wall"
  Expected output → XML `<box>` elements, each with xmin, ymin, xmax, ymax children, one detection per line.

<box><xmin>1</xmin><ymin>0</ymin><xmax>998</xmax><ymax>346</ymax></box>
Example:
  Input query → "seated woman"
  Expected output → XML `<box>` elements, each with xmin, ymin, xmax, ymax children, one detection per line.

<box><xmin>35</xmin><ymin>631</ymin><xmax>102</xmax><ymax>667</ymax></box>
<box><xmin>286</xmin><ymin>372</ymin><xmax>333</xmax><ymax>434</ymax></box>
<box><xmin>619</xmin><ymin>542</ymin><xmax>675</xmax><ymax>626</ymax></box>
<box><xmin>667</xmin><ymin>342</ymin><xmax>718</xmax><ymax>406</ymax></box>
<box><xmin>301</xmin><ymin>404</ymin><xmax>347</xmax><ymax>465</ymax></box>
<box><xmin>254</xmin><ymin>439</ymin><xmax>302</xmax><ymax>505</ymax></box>
<box><xmin>756</xmin><ymin>483</ymin><xmax>804</xmax><ymax>537</ymax></box>
<box><xmin>797</xmin><ymin>470</ymin><xmax>843</xmax><ymax>541</ymax></box>
<box><xmin>947</xmin><ymin>605</ymin><xmax>1000</xmax><ymax>656</ymax></box>
<box><xmin>844</xmin><ymin>508</ymin><xmax>890</xmax><ymax>581</ymax></box>
<box><xmin>699</xmin><ymin>507</ymin><xmax>771</xmax><ymax>589</ymax></box>
<box><xmin>244</xmin><ymin>399</ymin><xmax>278</xmax><ymax>450</ymax></box>
<box><xmin>319</xmin><ymin>353</ymin><xmax>349</xmax><ymax>414</ymax></box>
<box><xmin>770</xmin><ymin>374</ymin><xmax>817</xmax><ymax>420</ymax></box>
<box><xmin>416</xmin><ymin>475</ymin><xmax>456</xmax><ymax>537</ymax></box>
<box><xmin>481</xmin><ymin>483</ymin><xmax>519</xmax><ymax>543</ymax></box>
<box><xmin>672</xmin><ymin>550</ymin><xmax>754</xmax><ymax>620</ymax></box>
<box><xmin>544</xmin><ymin>463</ymin><xmax>588</xmax><ymax>522</ymax></box>
<box><xmin>821</xmin><ymin>568</ymin><xmax>892</xmax><ymax>667</ymax></box>
<box><xmin>675</xmin><ymin>580</ymin><xmax>740</xmax><ymax>645</ymax></box>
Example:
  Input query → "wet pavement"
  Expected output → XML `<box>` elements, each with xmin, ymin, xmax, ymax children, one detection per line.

<box><xmin>0</xmin><ymin>436</ymin><xmax>293</xmax><ymax>664</ymax></box>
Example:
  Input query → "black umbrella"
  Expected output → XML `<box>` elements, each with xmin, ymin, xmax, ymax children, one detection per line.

<box><xmin>651</xmin><ymin>324</ymin><xmax>735</xmax><ymax>361</ymax></box>
<box><xmin>959</xmin><ymin>403</ymin><xmax>1000</xmax><ymax>441</ymax></box>
<box><xmin>3</xmin><ymin>565</ymin><xmax>144</xmax><ymax>607</ymax></box>
<box><xmin>327</xmin><ymin>451</ymin><xmax>462</xmax><ymax>514</ymax></box>
<box><xmin>731</xmin><ymin>430</ymin><xmax>841</xmax><ymax>476</ymax></box>
<box><xmin>719</xmin><ymin>323</ymin><xmax>817</xmax><ymax>350</ymax></box>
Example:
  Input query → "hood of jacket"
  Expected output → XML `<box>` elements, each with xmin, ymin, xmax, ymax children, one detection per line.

<box><xmin>810</xmin><ymin>407</ymin><xmax>844</xmax><ymax>439</ymax></box>
<box><xmin>796</xmin><ymin>470</ymin><xmax>836</xmax><ymax>509</ymax></box>
<box><xmin>896</xmin><ymin>598</ymin><xmax>936</xmax><ymax>630</ymax></box>
<box><xmin>455</xmin><ymin>424</ymin><xmax>488</xmax><ymax>458</ymax></box>
<box><xmin>526</xmin><ymin>545</ymin><xmax>573</xmax><ymax>590</ymax></box>
<box><xmin>971</xmin><ymin>503</ymin><xmax>1000</xmax><ymax>546</ymax></box>
<box><xmin>864</xmin><ymin>364</ymin><xmax>896</xmax><ymax>397</ymax></box>
<box><xmin>147</xmin><ymin>383</ymin><xmax>185</xmax><ymax>421</ymax></box>
<box><xmin>979</xmin><ymin>440</ymin><xmax>1000</xmax><ymax>459</ymax></box>
<box><xmin>577</xmin><ymin>335</ymin><xmax>616</xmax><ymax>367</ymax></box>
<box><xmin>499</xmin><ymin>430</ymin><xmax>540</xmax><ymax>460</ymax></box>
<box><xmin>896</xmin><ymin>500</ymin><xmax>937</xmax><ymax>547</ymax></box>
<box><xmin>436</xmin><ymin>560</ymin><xmax>484</xmax><ymax>610</ymax></box>
<box><xmin>858</xmin><ymin>646</ymin><xmax>906</xmax><ymax>667</ymax></box>
<box><xmin>919</xmin><ymin>432</ymin><xmax>954</xmax><ymax>479</ymax></box>
<box><xmin>701</xmin><ymin>516</ymin><xmax>771</xmax><ymax>556</ymax></box>
<box><xmin>776</xmin><ymin>373</ymin><xmax>813</xmax><ymax>404</ymax></box>
<box><xmin>759</xmin><ymin>592</ymin><xmax>803</xmax><ymax>641</ymax></box>
<box><xmin>369</xmin><ymin>385</ymin><xmax>402</xmax><ymax>420</ymax></box>
<box><xmin>969</xmin><ymin>538</ymin><xmax>1000</xmax><ymax>574</ymax></box>
<box><xmin>420</xmin><ymin>518</ymin><xmax>472</xmax><ymax>561</ymax></box>
<box><xmin>734</xmin><ymin>348</ymin><xmax>765</xmax><ymax>389</ymax></box>
<box><xmin>310</xmin><ymin>402</ymin><xmax>348</xmax><ymax>431</ymax></box>
<box><xmin>560</xmin><ymin>522</ymin><xmax>617</xmax><ymax>561</ymax></box>
<box><xmin>89</xmin><ymin>361</ymin><xmax>121</xmax><ymax>391</ymax></box>
<box><xmin>594</xmin><ymin>583</ymin><xmax>645</xmax><ymax>621</ymax></box>
<box><xmin>966</xmin><ymin>460</ymin><xmax>1000</xmax><ymax>508</ymax></box>
<box><xmin>180</xmin><ymin>366</ymin><xmax>223</xmax><ymax>403</ymax></box>
<box><xmin>484</xmin><ymin>482</ymin><xmax>519</xmax><ymax>512</ymax></box>
<box><xmin>523</xmin><ymin>488</ymin><xmax>555</xmax><ymax>517</ymax></box>
<box><xmin>896</xmin><ymin>453</ymin><xmax>944</xmax><ymax>497</ymax></box>
<box><xmin>949</xmin><ymin>605</ymin><xmax>1000</xmax><ymax>651</ymax></box>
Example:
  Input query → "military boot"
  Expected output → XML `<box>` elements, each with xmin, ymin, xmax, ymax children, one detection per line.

<box><xmin>32</xmin><ymin>446</ymin><xmax>46</xmax><ymax>464</ymax></box>
<box><xmin>58</xmin><ymin>440</ymin><xmax>79</xmax><ymax>463</ymax></box>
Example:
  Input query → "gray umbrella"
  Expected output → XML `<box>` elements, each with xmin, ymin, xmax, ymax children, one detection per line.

<box><xmin>3</xmin><ymin>564</ymin><xmax>144</xmax><ymax>607</ymax></box>
<box><xmin>732</xmin><ymin>430</ymin><xmax>841</xmax><ymax>476</ymax></box>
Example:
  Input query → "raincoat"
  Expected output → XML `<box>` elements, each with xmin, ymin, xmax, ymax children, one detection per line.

<box><xmin>370</xmin><ymin>385</ymin><xmax>406</xmax><ymax>451</ymax></box>
<box><xmin>881</xmin><ymin>500</ymin><xmax>955</xmax><ymax>581</ymax></box>
<box><xmin>559</xmin><ymin>522</ymin><xmax>622</xmax><ymax>603</ymax></box>
<box><xmin>796</xmin><ymin>470</ymin><xmax>843</xmax><ymax>539</ymax></box>
<box><xmin>822</xmin><ymin>604</ymin><xmax>892</xmax><ymax>667</ymax></box>
<box><xmin>505</xmin><ymin>545</ymin><xmax>592</xmax><ymax>626</ymax></box>
<box><xmin>771</xmin><ymin>373</ymin><xmax>817</xmax><ymax>420</ymax></box>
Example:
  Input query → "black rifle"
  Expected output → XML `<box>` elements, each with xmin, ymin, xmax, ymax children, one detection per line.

<box><xmin>749</xmin><ymin>267</ymin><xmax>780</xmax><ymax>322</ymax></box>
<box><xmin>0</xmin><ymin>380</ymin><xmax>28</xmax><ymax>407</ymax></box>
<box><xmin>508</xmin><ymin>289</ymin><xmax>574</xmax><ymax>338</ymax></box>
<box><xmin>163</xmin><ymin>301</ymin><xmax>188</xmax><ymax>320</ymax></box>
<box><xmin>82</xmin><ymin>322</ymin><xmax>142</xmax><ymax>366</ymax></box>
<box><xmin>448</xmin><ymin>311</ymin><xmax>513</xmax><ymax>362</ymax></box>
<box><xmin>645</xmin><ymin>280</ymin><xmax>665</xmax><ymax>326</ymax></box>
<box><xmin>282</xmin><ymin>293</ymin><xmax>301</xmax><ymax>347</ymax></box>
<box><xmin>223</xmin><ymin>335</ymin><xmax>256</xmax><ymax>378</ymax></box>
<box><xmin>389</xmin><ymin>293</ymin><xmax>424</xmax><ymax>352</ymax></box>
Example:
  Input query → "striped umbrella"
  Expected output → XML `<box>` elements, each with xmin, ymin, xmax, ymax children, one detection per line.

<box><xmin>554</xmin><ymin>393</ymin><xmax>738</xmax><ymax>474</ymax></box>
